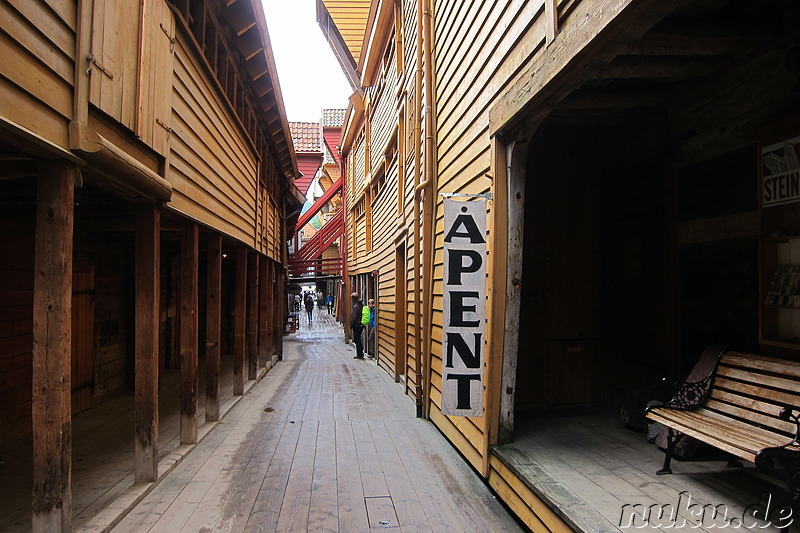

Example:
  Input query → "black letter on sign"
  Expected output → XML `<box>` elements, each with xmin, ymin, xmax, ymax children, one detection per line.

<box><xmin>448</xmin><ymin>249</ymin><xmax>482</xmax><ymax>286</ymax></box>
<box><xmin>447</xmin><ymin>374</ymin><xmax>482</xmax><ymax>410</ymax></box>
<box><xmin>450</xmin><ymin>291</ymin><xmax>480</xmax><ymax>327</ymax></box>
<box><xmin>446</xmin><ymin>332</ymin><xmax>482</xmax><ymax>368</ymax></box>
<box><xmin>444</xmin><ymin>214</ymin><xmax>486</xmax><ymax>244</ymax></box>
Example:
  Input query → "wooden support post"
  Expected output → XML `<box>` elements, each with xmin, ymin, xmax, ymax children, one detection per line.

<box><xmin>275</xmin><ymin>266</ymin><xmax>285</xmax><ymax>360</ymax></box>
<box><xmin>247</xmin><ymin>252</ymin><xmax>259</xmax><ymax>380</ymax></box>
<box><xmin>258</xmin><ymin>256</ymin><xmax>269</xmax><ymax>368</ymax></box>
<box><xmin>135</xmin><ymin>205</ymin><xmax>160</xmax><ymax>483</ymax></box>
<box><xmin>205</xmin><ymin>234</ymin><xmax>222</xmax><ymax>422</ymax></box>
<box><xmin>179</xmin><ymin>222</ymin><xmax>198</xmax><ymax>444</ymax></box>
<box><xmin>233</xmin><ymin>246</ymin><xmax>246</xmax><ymax>395</ymax></box>
<box><xmin>32</xmin><ymin>162</ymin><xmax>74</xmax><ymax>533</ymax></box>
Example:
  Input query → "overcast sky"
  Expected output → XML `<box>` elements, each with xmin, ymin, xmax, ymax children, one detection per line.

<box><xmin>262</xmin><ymin>0</ymin><xmax>353</xmax><ymax>123</ymax></box>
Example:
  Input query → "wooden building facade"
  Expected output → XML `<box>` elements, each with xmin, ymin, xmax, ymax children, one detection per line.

<box><xmin>322</xmin><ymin>0</ymin><xmax>800</xmax><ymax>529</ymax></box>
<box><xmin>0</xmin><ymin>0</ymin><xmax>302</xmax><ymax>530</ymax></box>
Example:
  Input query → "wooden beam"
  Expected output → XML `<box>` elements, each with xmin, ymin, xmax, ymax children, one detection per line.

<box><xmin>247</xmin><ymin>251</ymin><xmax>259</xmax><ymax>380</ymax></box>
<box><xmin>135</xmin><ymin>205</ymin><xmax>160</xmax><ymax>482</ymax></box>
<box><xmin>557</xmin><ymin>88</ymin><xmax>669</xmax><ymax>110</ymax></box>
<box><xmin>205</xmin><ymin>234</ymin><xmax>222</xmax><ymax>422</ymax></box>
<box><xmin>32</xmin><ymin>161</ymin><xmax>74</xmax><ymax>533</ymax></box>
<box><xmin>621</xmin><ymin>21</ymin><xmax>768</xmax><ymax>57</ymax></box>
<box><xmin>259</xmin><ymin>255</ymin><xmax>269</xmax><ymax>367</ymax></box>
<box><xmin>595</xmin><ymin>56</ymin><xmax>727</xmax><ymax>80</ymax></box>
<box><xmin>180</xmin><ymin>222</ymin><xmax>199</xmax><ymax>444</ymax></box>
<box><xmin>489</xmin><ymin>0</ymin><xmax>686</xmax><ymax>135</ymax></box>
<box><xmin>233</xmin><ymin>246</ymin><xmax>247</xmax><ymax>395</ymax></box>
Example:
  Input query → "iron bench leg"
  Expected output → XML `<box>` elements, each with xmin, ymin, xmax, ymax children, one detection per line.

<box><xmin>657</xmin><ymin>427</ymin><xmax>678</xmax><ymax>475</ymax></box>
<box><xmin>756</xmin><ymin>446</ymin><xmax>800</xmax><ymax>532</ymax></box>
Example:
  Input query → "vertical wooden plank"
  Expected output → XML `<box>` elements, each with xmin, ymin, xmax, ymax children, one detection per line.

<box><xmin>545</xmin><ymin>0</ymin><xmax>558</xmax><ymax>44</ymax></box>
<box><xmin>180</xmin><ymin>222</ymin><xmax>199</xmax><ymax>444</ymax></box>
<box><xmin>487</xmin><ymin>136</ymin><xmax>510</xmax><ymax>454</ymax></box>
<box><xmin>233</xmin><ymin>246</ymin><xmax>246</xmax><ymax>395</ymax></box>
<box><xmin>205</xmin><ymin>234</ymin><xmax>222</xmax><ymax>422</ymax></box>
<box><xmin>32</xmin><ymin>162</ymin><xmax>74</xmax><ymax>533</ymax></box>
<box><xmin>259</xmin><ymin>255</ymin><xmax>269</xmax><ymax>368</ymax></box>
<box><xmin>135</xmin><ymin>205</ymin><xmax>160</xmax><ymax>483</ymax></box>
<box><xmin>247</xmin><ymin>252</ymin><xmax>259</xmax><ymax>380</ymax></box>
<box><xmin>499</xmin><ymin>139</ymin><xmax>526</xmax><ymax>444</ymax></box>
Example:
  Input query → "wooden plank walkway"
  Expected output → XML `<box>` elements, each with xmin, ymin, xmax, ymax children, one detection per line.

<box><xmin>111</xmin><ymin>309</ymin><xmax>523</xmax><ymax>532</ymax></box>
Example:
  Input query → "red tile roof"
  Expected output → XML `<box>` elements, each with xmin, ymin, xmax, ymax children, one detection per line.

<box><xmin>289</xmin><ymin>122</ymin><xmax>322</xmax><ymax>153</ymax></box>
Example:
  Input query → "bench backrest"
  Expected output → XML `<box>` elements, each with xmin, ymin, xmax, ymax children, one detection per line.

<box><xmin>707</xmin><ymin>352</ymin><xmax>800</xmax><ymax>439</ymax></box>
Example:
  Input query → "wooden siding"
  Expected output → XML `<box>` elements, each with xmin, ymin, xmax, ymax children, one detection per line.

<box><xmin>0</xmin><ymin>0</ymin><xmax>75</xmax><ymax>149</ymax></box>
<box><xmin>429</xmin><ymin>0</ymin><xmax>567</xmax><ymax>475</ymax></box>
<box><xmin>0</xmin><ymin>215</ymin><xmax>34</xmax><ymax>443</ymax></box>
<box><xmin>168</xmin><ymin>33</ymin><xmax>259</xmax><ymax>245</ymax></box>
<box><xmin>91</xmin><ymin>242</ymin><xmax>129</xmax><ymax>403</ymax></box>
<box><xmin>352</xmin><ymin>132</ymin><xmax>367</xmax><ymax>194</ymax></box>
<box><xmin>488</xmin><ymin>455</ymin><xmax>573</xmax><ymax>532</ymax></box>
<box><xmin>340</xmin><ymin>1</ymin><xmax>423</xmax><ymax>393</ymax></box>
<box><xmin>320</xmin><ymin>0</ymin><xmax>372</xmax><ymax>65</ymax></box>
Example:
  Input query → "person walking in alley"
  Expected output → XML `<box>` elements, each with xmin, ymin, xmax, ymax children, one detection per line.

<box><xmin>350</xmin><ymin>293</ymin><xmax>365</xmax><ymax>359</ymax></box>
<box><xmin>326</xmin><ymin>293</ymin><xmax>334</xmax><ymax>314</ymax></box>
<box><xmin>304</xmin><ymin>292</ymin><xmax>314</xmax><ymax>325</ymax></box>
<box><xmin>366</xmin><ymin>298</ymin><xmax>376</xmax><ymax>357</ymax></box>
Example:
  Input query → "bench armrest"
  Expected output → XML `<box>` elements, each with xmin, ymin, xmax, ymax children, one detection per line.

<box><xmin>645</xmin><ymin>372</ymin><xmax>715</xmax><ymax>414</ymax></box>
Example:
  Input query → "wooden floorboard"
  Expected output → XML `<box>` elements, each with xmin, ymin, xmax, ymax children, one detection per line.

<box><xmin>334</xmin><ymin>419</ymin><xmax>369</xmax><ymax>533</ymax></box>
<box><xmin>499</xmin><ymin>409</ymin><xmax>800</xmax><ymax>532</ymax></box>
<box><xmin>108</xmin><ymin>310</ymin><xmax>521</xmax><ymax>532</ymax></box>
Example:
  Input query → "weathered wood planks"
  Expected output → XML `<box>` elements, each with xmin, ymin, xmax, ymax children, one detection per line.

<box><xmin>134</xmin><ymin>205</ymin><xmax>160</xmax><ymax>483</ymax></box>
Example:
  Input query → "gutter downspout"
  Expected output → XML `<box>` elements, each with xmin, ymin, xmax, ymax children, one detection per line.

<box><xmin>413</xmin><ymin>0</ymin><xmax>424</xmax><ymax>418</ymax></box>
<box><xmin>421</xmin><ymin>0</ymin><xmax>437</xmax><ymax>419</ymax></box>
<box><xmin>342</xmin><ymin>154</ymin><xmax>351</xmax><ymax>344</ymax></box>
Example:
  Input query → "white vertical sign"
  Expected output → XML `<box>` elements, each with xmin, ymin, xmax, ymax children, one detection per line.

<box><xmin>442</xmin><ymin>198</ymin><xmax>486</xmax><ymax>417</ymax></box>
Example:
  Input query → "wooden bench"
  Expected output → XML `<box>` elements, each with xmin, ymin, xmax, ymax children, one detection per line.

<box><xmin>645</xmin><ymin>349</ymin><xmax>800</xmax><ymax>513</ymax></box>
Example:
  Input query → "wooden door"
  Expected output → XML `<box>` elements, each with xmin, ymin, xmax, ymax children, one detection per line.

<box><xmin>395</xmin><ymin>245</ymin><xmax>407</xmax><ymax>382</ymax></box>
<box><xmin>71</xmin><ymin>258</ymin><xmax>94</xmax><ymax>413</ymax></box>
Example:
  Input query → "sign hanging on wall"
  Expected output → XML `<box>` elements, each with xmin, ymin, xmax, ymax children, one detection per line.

<box><xmin>442</xmin><ymin>197</ymin><xmax>486</xmax><ymax>417</ymax></box>
<box><xmin>762</xmin><ymin>136</ymin><xmax>800</xmax><ymax>208</ymax></box>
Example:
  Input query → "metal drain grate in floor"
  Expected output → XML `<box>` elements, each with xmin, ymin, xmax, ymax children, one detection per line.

<box><xmin>365</xmin><ymin>496</ymin><xmax>399</xmax><ymax>528</ymax></box>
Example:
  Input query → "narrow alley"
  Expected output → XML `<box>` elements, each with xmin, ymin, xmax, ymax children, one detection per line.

<box><xmin>109</xmin><ymin>309</ymin><xmax>524</xmax><ymax>532</ymax></box>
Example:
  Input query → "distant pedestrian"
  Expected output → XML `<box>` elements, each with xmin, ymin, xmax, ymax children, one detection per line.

<box><xmin>350</xmin><ymin>293</ymin><xmax>365</xmax><ymax>359</ymax></box>
<box><xmin>293</xmin><ymin>293</ymin><xmax>301</xmax><ymax>312</ymax></box>
<box><xmin>326</xmin><ymin>293</ymin><xmax>334</xmax><ymax>315</ymax></box>
<box><xmin>366</xmin><ymin>298</ymin><xmax>376</xmax><ymax>357</ymax></box>
<box><xmin>304</xmin><ymin>293</ymin><xmax>314</xmax><ymax>324</ymax></box>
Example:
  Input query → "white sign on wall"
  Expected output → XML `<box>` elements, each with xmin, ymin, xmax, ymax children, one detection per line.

<box><xmin>441</xmin><ymin>197</ymin><xmax>486</xmax><ymax>417</ymax></box>
<box><xmin>763</xmin><ymin>136</ymin><xmax>800</xmax><ymax>207</ymax></box>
